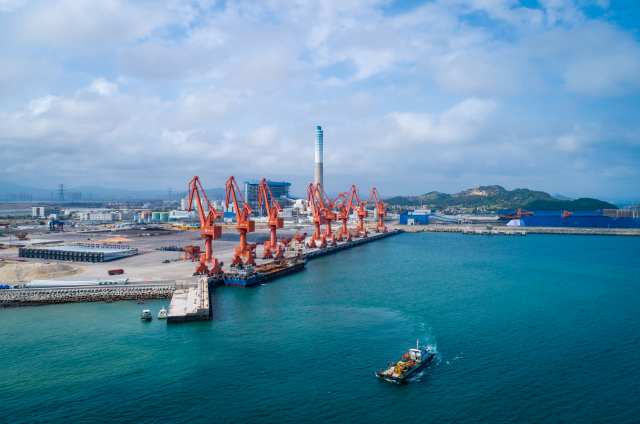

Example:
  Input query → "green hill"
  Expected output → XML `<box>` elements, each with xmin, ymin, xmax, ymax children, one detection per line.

<box><xmin>385</xmin><ymin>186</ymin><xmax>616</xmax><ymax>211</ymax></box>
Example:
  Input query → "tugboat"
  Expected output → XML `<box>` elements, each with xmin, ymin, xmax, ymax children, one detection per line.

<box><xmin>158</xmin><ymin>307</ymin><xmax>167</xmax><ymax>319</ymax></box>
<box><xmin>376</xmin><ymin>340</ymin><xmax>434</xmax><ymax>384</ymax></box>
<box><xmin>141</xmin><ymin>310</ymin><xmax>152</xmax><ymax>321</ymax></box>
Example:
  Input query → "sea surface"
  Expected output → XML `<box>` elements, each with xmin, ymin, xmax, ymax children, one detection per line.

<box><xmin>1</xmin><ymin>233</ymin><xmax>639</xmax><ymax>423</ymax></box>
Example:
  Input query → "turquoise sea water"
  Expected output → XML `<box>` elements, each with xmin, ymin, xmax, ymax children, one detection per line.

<box><xmin>2</xmin><ymin>233</ymin><xmax>639</xmax><ymax>423</ymax></box>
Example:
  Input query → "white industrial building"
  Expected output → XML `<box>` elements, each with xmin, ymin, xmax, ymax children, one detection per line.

<box><xmin>79</xmin><ymin>212</ymin><xmax>133</xmax><ymax>221</ymax></box>
<box><xmin>81</xmin><ymin>213</ymin><xmax>117</xmax><ymax>221</ymax></box>
<box><xmin>170</xmin><ymin>210</ymin><xmax>197</xmax><ymax>219</ymax></box>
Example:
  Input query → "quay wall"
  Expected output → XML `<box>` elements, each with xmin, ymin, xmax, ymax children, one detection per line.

<box><xmin>0</xmin><ymin>285</ymin><xmax>174</xmax><ymax>308</ymax></box>
<box><xmin>301</xmin><ymin>229</ymin><xmax>403</xmax><ymax>260</ymax></box>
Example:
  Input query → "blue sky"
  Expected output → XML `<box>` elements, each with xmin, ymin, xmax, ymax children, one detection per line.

<box><xmin>0</xmin><ymin>0</ymin><xmax>639</xmax><ymax>200</ymax></box>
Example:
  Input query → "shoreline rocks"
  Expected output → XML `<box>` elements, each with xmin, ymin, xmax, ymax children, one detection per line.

<box><xmin>0</xmin><ymin>285</ymin><xmax>174</xmax><ymax>308</ymax></box>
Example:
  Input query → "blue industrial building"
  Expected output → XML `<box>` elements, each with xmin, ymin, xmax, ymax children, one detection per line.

<box><xmin>399</xmin><ymin>211</ymin><xmax>430</xmax><ymax>225</ymax></box>
<box><xmin>519</xmin><ymin>216</ymin><xmax>639</xmax><ymax>228</ymax></box>
<box><xmin>498</xmin><ymin>210</ymin><xmax>604</xmax><ymax>217</ymax></box>
<box><xmin>499</xmin><ymin>210</ymin><xmax>640</xmax><ymax>228</ymax></box>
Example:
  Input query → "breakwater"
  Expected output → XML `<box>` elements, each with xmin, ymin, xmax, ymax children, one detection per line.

<box><xmin>0</xmin><ymin>285</ymin><xmax>174</xmax><ymax>308</ymax></box>
<box><xmin>403</xmin><ymin>226</ymin><xmax>640</xmax><ymax>236</ymax></box>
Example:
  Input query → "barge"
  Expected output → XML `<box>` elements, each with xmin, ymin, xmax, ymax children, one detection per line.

<box><xmin>376</xmin><ymin>341</ymin><xmax>435</xmax><ymax>384</ymax></box>
<box><xmin>223</xmin><ymin>258</ymin><xmax>306</xmax><ymax>287</ymax></box>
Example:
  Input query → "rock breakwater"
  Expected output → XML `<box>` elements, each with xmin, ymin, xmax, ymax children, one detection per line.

<box><xmin>0</xmin><ymin>285</ymin><xmax>174</xmax><ymax>308</ymax></box>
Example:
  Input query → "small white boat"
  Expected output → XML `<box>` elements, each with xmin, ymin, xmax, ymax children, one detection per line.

<box><xmin>141</xmin><ymin>309</ymin><xmax>152</xmax><ymax>321</ymax></box>
<box><xmin>158</xmin><ymin>306</ymin><xmax>167</xmax><ymax>319</ymax></box>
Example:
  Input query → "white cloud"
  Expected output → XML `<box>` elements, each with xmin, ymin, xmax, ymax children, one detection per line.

<box><xmin>0</xmin><ymin>0</ymin><xmax>639</xmax><ymax>198</ymax></box>
<box><xmin>27</xmin><ymin>95</ymin><xmax>57</xmax><ymax>115</ymax></box>
<box><xmin>0</xmin><ymin>0</ymin><xmax>26</xmax><ymax>13</ymax></box>
<box><xmin>388</xmin><ymin>98</ymin><xmax>498</xmax><ymax>143</ymax></box>
<box><xmin>1</xmin><ymin>0</ymin><xmax>175</xmax><ymax>48</ymax></box>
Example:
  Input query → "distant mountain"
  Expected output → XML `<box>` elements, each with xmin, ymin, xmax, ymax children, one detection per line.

<box><xmin>385</xmin><ymin>186</ymin><xmax>616</xmax><ymax>211</ymax></box>
<box><xmin>552</xmin><ymin>194</ymin><xmax>573</xmax><ymax>200</ymax></box>
<box><xmin>0</xmin><ymin>181</ymin><xmax>54</xmax><ymax>199</ymax></box>
<box><xmin>0</xmin><ymin>180</ymin><xmax>224</xmax><ymax>201</ymax></box>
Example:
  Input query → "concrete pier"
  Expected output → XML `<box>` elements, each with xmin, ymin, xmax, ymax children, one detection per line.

<box><xmin>301</xmin><ymin>229</ymin><xmax>403</xmax><ymax>260</ymax></box>
<box><xmin>167</xmin><ymin>279</ymin><xmax>209</xmax><ymax>323</ymax></box>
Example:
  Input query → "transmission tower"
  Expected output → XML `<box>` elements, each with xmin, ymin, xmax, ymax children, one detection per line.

<box><xmin>58</xmin><ymin>184</ymin><xmax>66</xmax><ymax>211</ymax></box>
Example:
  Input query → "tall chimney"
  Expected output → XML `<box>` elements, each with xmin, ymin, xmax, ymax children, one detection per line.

<box><xmin>315</xmin><ymin>126</ymin><xmax>323</xmax><ymax>189</ymax></box>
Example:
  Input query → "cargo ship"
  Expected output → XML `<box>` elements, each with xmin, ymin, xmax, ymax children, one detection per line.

<box><xmin>223</xmin><ymin>257</ymin><xmax>306</xmax><ymax>287</ymax></box>
<box><xmin>376</xmin><ymin>341</ymin><xmax>435</xmax><ymax>384</ymax></box>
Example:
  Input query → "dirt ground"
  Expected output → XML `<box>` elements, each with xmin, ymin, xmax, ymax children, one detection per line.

<box><xmin>0</xmin><ymin>262</ymin><xmax>85</xmax><ymax>283</ymax></box>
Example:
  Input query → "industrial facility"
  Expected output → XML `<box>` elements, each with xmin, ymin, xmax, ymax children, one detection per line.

<box><xmin>499</xmin><ymin>209</ymin><xmax>640</xmax><ymax>228</ymax></box>
<box><xmin>18</xmin><ymin>245</ymin><xmax>138</xmax><ymax>262</ymax></box>
<box><xmin>315</xmin><ymin>125</ymin><xmax>323</xmax><ymax>189</ymax></box>
<box><xmin>244</xmin><ymin>180</ymin><xmax>291</xmax><ymax>217</ymax></box>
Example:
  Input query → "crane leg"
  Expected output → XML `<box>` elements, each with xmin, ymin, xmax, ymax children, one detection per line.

<box><xmin>262</xmin><ymin>242</ymin><xmax>273</xmax><ymax>259</ymax></box>
<box><xmin>205</xmin><ymin>236</ymin><xmax>213</xmax><ymax>263</ymax></box>
<box><xmin>196</xmin><ymin>255</ymin><xmax>209</xmax><ymax>274</ymax></box>
<box><xmin>273</xmin><ymin>245</ymin><xmax>284</xmax><ymax>259</ymax></box>
<box><xmin>208</xmin><ymin>258</ymin><xmax>222</xmax><ymax>275</ymax></box>
<box><xmin>243</xmin><ymin>251</ymin><xmax>255</xmax><ymax>265</ymax></box>
<box><xmin>231</xmin><ymin>247</ymin><xmax>243</xmax><ymax>266</ymax></box>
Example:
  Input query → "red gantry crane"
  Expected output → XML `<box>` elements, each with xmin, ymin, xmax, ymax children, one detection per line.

<box><xmin>225</xmin><ymin>176</ymin><xmax>256</xmax><ymax>266</ymax></box>
<box><xmin>258</xmin><ymin>178</ymin><xmax>284</xmax><ymax>259</ymax></box>
<box><xmin>314</xmin><ymin>183</ymin><xmax>337</xmax><ymax>246</ymax></box>
<box><xmin>370</xmin><ymin>187</ymin><xmax>387</xmax><ymax>233</ymax></box>
<box><xmin>334</xmin><ymin>185</ymin><xmax>358</xmax><ymax>242</ymax></box>
<box><xmin>187</xmin><ymin>176</ymin><xmax>223</xmax><ymax>274</ymax></box>
<box><xmin>351</xmin><ymin>187</ymin><xmax>368</xmax><ymax>238</ymax></box>
<box><xmin>306</xmin><ymin>183</ymin><xmax>327</xmax><ymax>248</ymax></box>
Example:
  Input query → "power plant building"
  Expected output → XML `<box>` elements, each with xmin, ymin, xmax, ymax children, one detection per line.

<box><xmin>244</xmin><ymin>180</ymin><xmax>291</xmax><ymax>217</ymax></box>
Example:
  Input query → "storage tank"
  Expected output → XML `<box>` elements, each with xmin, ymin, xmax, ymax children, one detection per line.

<box><xmin>160</xmin><ymin>212</ymin><xmax>169</xmax><ymax>221</ymax></box>
<box><xmin>152</xmin><ymin>212</ymin><xmax>161</xmax><ymax>220</ymax></box>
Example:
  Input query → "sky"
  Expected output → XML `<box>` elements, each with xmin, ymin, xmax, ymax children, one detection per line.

<box><xmin>0</xmin><ymin>0</ymin><xmax>639</xmax><ymax>200</ymax></box>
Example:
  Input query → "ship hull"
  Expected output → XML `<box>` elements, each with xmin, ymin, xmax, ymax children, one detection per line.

<box><xmin>223</xmin><ymin>261</ymin><xmax>306</xmax><ymax>287</ymax></box>
<box><xmin>376</xmin><ymin>352</ymin><xmax>435</xmax><ymax>384</ymax></box>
